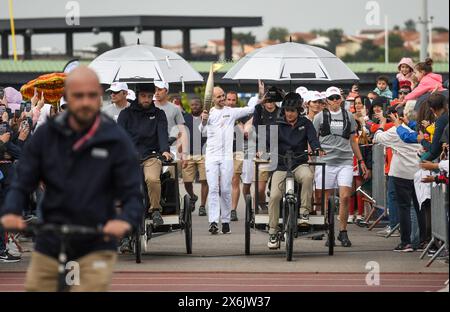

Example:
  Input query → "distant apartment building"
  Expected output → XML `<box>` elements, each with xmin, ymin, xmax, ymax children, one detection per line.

<box><xmin>336</xmin><ymin>29</ymin><xmax>449</xmax><ymax>62</ymax></box>
<box><xmin>336</xmin><ymin>36</ymin><xmax>365</xmax><ymax>58</ymax></box>
<box><xmin>205</xmin><ymin>39</ymin><xmax>243</xmax><ymax>60</ymax></box>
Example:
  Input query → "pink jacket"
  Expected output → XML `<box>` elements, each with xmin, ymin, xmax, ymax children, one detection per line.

<box><xmin>404</xmin><ymin>73</ymin><xmax>446</xmax><ymax>101</ymax></box>
<box><xmin>396</xmin><ymin>57</ymin><xmax>416</xmax><ymax>88</ymax></box>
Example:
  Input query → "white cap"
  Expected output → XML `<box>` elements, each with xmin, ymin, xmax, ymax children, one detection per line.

<box><xmin>126</xmin><ymin>89</ymin><xmax>136</xmax><ymax>101</ymax></box>
<box><xmin>304</xmin><ymin>91</ymin><xmax>322</xmax><ymax>103</ymax></box>
<box><xmin>155</xmin><ymin>81</ymin><xmax>169</xmax><ymax>91</ymax></box>
<box><xmin>320</xmin><ymin>91</ymin><xmax>327</xmax><ymax>99</ymax></box>
<box><xmin>295</xmin><ymin>86</ymin><xmax>308</xmax><ymax>97</ymax></box>
<box><xmin>325</xmin><ymin>86</ymin><xmax>341</xmax><ymax>98</ymax></box>
<box><xmin>106</xmin><ymin>82</ymin><xmax>128</xmax><ymax>92</ymax></box>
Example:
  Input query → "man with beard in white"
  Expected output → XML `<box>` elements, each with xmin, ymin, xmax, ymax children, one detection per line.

<box><xmin>200</xmin><ymin>87</ymin><xmax>255</xmax><ymax>235</ymax></box>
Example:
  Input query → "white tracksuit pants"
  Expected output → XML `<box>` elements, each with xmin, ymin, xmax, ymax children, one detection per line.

<box><xmin>205</xmin><ymin>158</ymin><xmax>234</xmax><ymax>224</ymax></box>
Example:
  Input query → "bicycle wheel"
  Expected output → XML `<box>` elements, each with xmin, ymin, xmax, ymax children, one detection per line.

<box><xmin>183</xmin><ymin>195</ymin><xmax>193</xmax><ymax>254</ymax></box>
<box><xmin>245</xmin><ymin>194</ymin><xmax>252</xmax><ymax>255</ymax></box>
<box><xmin>135</xmin><ymin>206</ymin><xmax>148</xmax><ymax>263</ymax></box>
<box><xmin>286</xmin><ymin>201</ymin><xmax>296</xmax><ymax>261</ymax></box>
<box><xmin>135</xmin><ymin>225</ymin><xmax>142</xmax><ymax>263</ymax></box>
<box><xmin>328</xmin><ymin>196</ymin><xmax>335</xmax><ymax>256</ymax></box>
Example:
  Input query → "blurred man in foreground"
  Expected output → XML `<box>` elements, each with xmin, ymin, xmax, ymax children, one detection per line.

<box><xmin>0</xmin><ymin>67</ymin><xmax>143</xmax><ymax>291</ymax></box>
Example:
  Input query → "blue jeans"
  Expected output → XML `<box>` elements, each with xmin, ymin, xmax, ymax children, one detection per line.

<box><xmin>387</xmin><ymin>176</ymin><xmax>399</xmax><ymax>228</ymax></box>
<box><xmin>410</xmin><ymin>206</ymin><xmax>420</xmax><ymax>248</ymax></box>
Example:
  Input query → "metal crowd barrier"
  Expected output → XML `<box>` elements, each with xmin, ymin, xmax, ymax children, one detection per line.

<box><xmin>420</xmin><ymin>183</ymin><xmax>449</xmax><ymax>267</ymax></box>
<box><xmin>360</xmin><ymin>143</ymin><xmax>388</xmax><ymax>230</ymax></box>
<box><xmin>371</xmin><ymin>144</ymin><xmax>386</xmax><ymax>209</ymax></box>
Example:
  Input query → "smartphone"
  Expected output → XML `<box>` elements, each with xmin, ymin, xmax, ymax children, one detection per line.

<box><xmin>0</xmin><ymin>105</ymin><xmax>5</xmax><ymax>116</ymax></box>
<box><xmin>6</xmin><ymin>108</ymin><xmax>12</xmax><ymax>120</ymax></box>
<box><xmin>19</xmin><ymin>120</ymin><xmax>29</xmax><ymax>132</ymax></box>
<box><xmin>14</xmin><ymin>109</ymin><xmax>21</xmax><ymax>119</ymax></box>
<box><xmin>0</xmin><ymin>123</ymin><xmax>7</xmax><ymax>135</ymax></box>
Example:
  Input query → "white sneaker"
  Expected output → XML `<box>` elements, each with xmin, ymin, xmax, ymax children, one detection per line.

<box><xmin>389</xmin><ymin>229</ymin><xmax>400</xmax><ymax>237</ymax></box>
<box><xmin>347</xmin><ymin>215</ymin><xmax>355</xmax><ymax>224</ymax></box>
<box><xmin>267</xmin><ymin>234</ymin><xmax>279</xmax><ymax>249</ymax></box>
<box><xmin>6</xmin><ymin>240</ymin><xmax>22</xmax><ymax>257</ymax></box>
<box><xmin>376</xmin><ymin>226</ymin><xmax>391</xmax><ymax>237</ymax></box>
<box><xmin>356</xmin><ymin>215</ymin><xmax>364</xmax><ymax>222</ymax></box>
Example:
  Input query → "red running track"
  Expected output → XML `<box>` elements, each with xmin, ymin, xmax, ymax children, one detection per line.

<box><xmin>0</xmin><ymin>271</ymin><xmax>448</xmax><ymax>292</ymax></box>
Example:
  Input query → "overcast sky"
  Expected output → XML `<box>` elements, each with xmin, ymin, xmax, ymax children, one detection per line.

<box><xmin>0</xmin><ymin>0</ymin><xmax>448</xmax><ymax>52</ymax></box>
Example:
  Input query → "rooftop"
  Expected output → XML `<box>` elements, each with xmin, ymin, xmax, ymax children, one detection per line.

<box><xmin>0</xmin><ymin>15</ymin><xmax>263</xmax><ymax>34</ymax></box>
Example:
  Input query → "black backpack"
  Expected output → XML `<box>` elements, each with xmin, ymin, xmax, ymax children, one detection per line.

<box><xmin>319</xmin><ymin>108</ymin><xmax>351</xmax><ymax>139</ymax></box>
<box><xmin>260</xmin><ymin>105</ymin><xmax>281</xmax><ymax>125</ymax></box>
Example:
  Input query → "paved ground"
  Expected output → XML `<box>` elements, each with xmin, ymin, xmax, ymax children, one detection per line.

<box><xmin>1</xmin><ymin>183</ymin><xmax>448</xmax><ymax>291</ymax></box>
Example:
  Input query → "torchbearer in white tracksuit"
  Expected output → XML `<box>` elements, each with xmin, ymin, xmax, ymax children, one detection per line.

<box><xmin>200</xmin><ymin>87</ymin><xmax>255</xmax><ymax>235</ymax></box>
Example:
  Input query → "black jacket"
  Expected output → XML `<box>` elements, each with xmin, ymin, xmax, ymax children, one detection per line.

<box><xmin>276</xmin><ymin>117</ymin><xmax>321</xmax><ymax>171</ymax></box>
<box><xmin>1</xmin><ymin>112</ymin><xmax>143</xmax><ymax>259</ymax></box>
<box><xmin>118</xmin><ymin>101</ymin><xmax>169</xmax><ymax>160</ymax></box>
<box><xmin>252</xmin><ymin>104</ymin><xmax>281</xmax><ymax>152</ymax></box>
<box><xmin>0</xmin><ymin>122</ymin><xmax>26</xmax><ymax>161</ymax></box>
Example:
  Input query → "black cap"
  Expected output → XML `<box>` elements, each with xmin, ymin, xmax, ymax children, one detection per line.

<box><xmin>135</xmin><ymin>83</ymin><xmax>155</xmax><ymax>93</ymax></box>
<box><xmin>263</xmin><ymin>86</ymin><xmax>285</xmax><ymax>103</ymax></box>
<box><xmin>281</xmin><ymin>92</ymin><xmax>303</xmax><ymax>110</ymax></box>
<box><xmin>371</xmin><ymin>96</ymin><xmax>389</xmax><ymax>109</ymax></box>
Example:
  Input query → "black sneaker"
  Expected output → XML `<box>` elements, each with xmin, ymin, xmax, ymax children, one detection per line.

<box><xmin>222</xmin><ymin>223</ymin><xmax>231</xmax><ymax>234</ymax></box>
<box><xmin>209</xmin><ymin>222</ymin><xmax>219</xmax><ymax>235</ymax></box>
<box><xmin>190</xmin><ymin>194</ymin><xmax>198</xmax><ymax>212</ymax></box>
<box><xmin>300</xmin><ymin>212</ymin><xmax>310</xmax><ymax>222</ymax></box>
<box><xmin>152</xmin><ymin>210</ymin><xmax>164</xmax><ymax>227</ymax></box>
<box><xmin>0</xmin><ymin>250</ymin><xmax>21</xmax><ymax>263</ymax></box>
<box><xmin>199</xmin><ymin>206</ymin><xmax>207</xmax><ymax>216</ymax></box>
<box><xmin>393</xmin><ymin>243</ymin><xmax>414</xmax><ymax>252</ymax></box>
<box><xmin>258</xmin><ymin>203</ymin><xmax>268</xmax><ymax>214</ymax></box>
<box><xmin>267</xmin><ymin>234</ymin><xmax>279</xmax><ymax>249</ymax></box>
<box><xmin>427</xmin><ymin>245</ymin><xmax>439</xmax><ymax>257</ymax></box>
<box><xmin>230</xmin><ymin>210</ymin><xmax>238</xmax><ymax>222</ymax></box>
<box><xmin>416</xmin><ymin>241</ymin><xmax>428</xmax><ymax>252</ymax></box>
<box><xmin>337</xmin><ymin>230</ymin><xmax>352</xmax><ymax>247</ymax></box>
<box><xmin>119</xmin><ymin>237</ymin><xmax>132</xmax><ymax>254</ymax></box>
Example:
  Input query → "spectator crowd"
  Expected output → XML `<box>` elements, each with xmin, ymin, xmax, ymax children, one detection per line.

<box><xmin>0</xmin><ymin>56</ymin><xmax>448</xmax><ymax>264</ymax></box>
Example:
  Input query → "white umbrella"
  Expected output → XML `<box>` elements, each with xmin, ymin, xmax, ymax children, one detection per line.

<box><xmin>223</xmin><ymin>42</ymin><xmax>359</xmax><ymax>83</ymax></box>
<box><xmin>89</xmin><ymin>44</ymin><xmax>203</xmax><ymax>86</ymax></box>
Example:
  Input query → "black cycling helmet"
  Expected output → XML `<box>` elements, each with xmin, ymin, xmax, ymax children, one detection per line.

<box><xmin>281</xmin><ymin>92</ymin><xmax>304</xmax><ymax>112</ymax></box>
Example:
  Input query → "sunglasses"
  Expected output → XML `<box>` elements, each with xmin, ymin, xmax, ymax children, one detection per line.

<box><xmin>399</xmin><ymin>91</ymin><xmax>410</xmax><ymax>95</ymax></box>
<box><xmin>71</xmin><ymin>92</ymin><xmax>100</xmax><ymax>100</ymax></box>
<box><xmin>327</xmin><ymin>95</ymin><xmax>341</xmax><ymax>101</ymax></box>
<box><xmin>111</xmin><ymin>90</ymin><xmax>123</xmax><ymax>95</ymax></box>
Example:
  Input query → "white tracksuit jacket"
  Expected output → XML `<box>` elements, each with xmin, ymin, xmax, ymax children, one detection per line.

<box><xmin>200</xmin><ymin>105</ymin><xmax>255</xmax><ymax>224</ymax></box>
